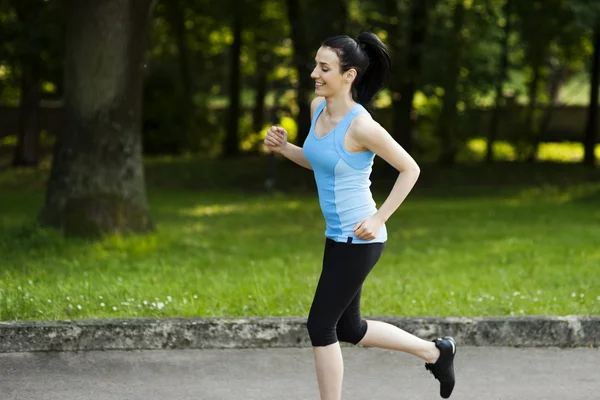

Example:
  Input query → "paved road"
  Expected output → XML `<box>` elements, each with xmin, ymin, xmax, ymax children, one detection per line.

<box><xmin>1</xmin><ymin>346</ymin><xmax>598</xmax><ymax>400</ymax></box>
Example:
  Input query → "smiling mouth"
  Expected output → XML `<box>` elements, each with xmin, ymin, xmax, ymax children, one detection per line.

<box><xmin>315</xmin><ymin>82</ymin><xmax>325</xmax><ymax>88</ymax></box>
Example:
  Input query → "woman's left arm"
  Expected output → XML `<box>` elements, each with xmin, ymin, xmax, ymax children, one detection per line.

<box><xmin>350</xmin><ymin>117</ymin><xmax>420</xmax><ymax>239</ymax></box>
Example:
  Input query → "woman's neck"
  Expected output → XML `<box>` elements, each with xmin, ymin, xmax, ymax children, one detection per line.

<box><xmin>324</xmin><ymin>93</ymin><xmax>357</xmax><ymax>120</ymax></box>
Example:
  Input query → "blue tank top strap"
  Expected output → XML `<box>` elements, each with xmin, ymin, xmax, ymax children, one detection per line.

<box><xmin>335</xmin><ymin>104</ymin><xmax>368</xmax><ymax>133</ymax></box>
<box><xmin>311</xmin><ymin>100</ymin><xmax>327</xmax><ymax>127</ymax></box>
<box><xmin>333</xmin><ymin>104</ymin><xmax>374</xmax><ymax>168</ymax></box>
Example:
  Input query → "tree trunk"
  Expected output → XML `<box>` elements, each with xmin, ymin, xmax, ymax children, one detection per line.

<box><xmin>485</xmin><ymin>0</ymin><xmax>511</xmax><ymax>164</ymax></box>
<box><xmin>166</xmin><ymin>0</ymin><xmax>196</xmax><ymax>152</ymax></box>
<box><xmin>584</xmin><ymin>20</ymin><xmax>600</xmax><ymax>168</ymax></box>
<box><xmin>224</xmin><ymin>3</ymin><xmax>242</xmax><ymax>157</ymax></box>
<box><xmin>11</xmin><ymin>0</ymin><xmax>44</xmax><ymax>167</ymax></box>
<box><xmin>384</xmin><ymin>0</ymin><xmax>407</xmax><ymax>147</ymax></box>
<box><xmin>536</xmin><ymin>65</ymin><xmax>568</xmax><ymax>148</ymax></box>
<box><xmin>39</xmin><ymin>0</ymin><xmax>155</xmax><ymax>238</ymax></box>
<box><xmin>523</xmin><ymin>64</ymin><xmax>541</xmax><ymax>162</ymax></box>
<box><xmin>12</xmin><ymin>60</ymin><xmax>41</xmax><ymax>167</ymax></box>
<box><xmin>395</xmin><ymin>0</ymin><xmax>435</xmax><ymax>153</ymax></box>
<box><xmin>437</xmin><ymin>0</ymin><xmax>465</xmax><ymax>166</ymax></box>
<box><xmin>252</xmin><ymin>67</ymin><xmax>268</xmax><ymax>134</ymax></box>
<box><xmin>286</xmin><ymin>0</ymin><xmax>311</xmax><ymax>145</ymax></box>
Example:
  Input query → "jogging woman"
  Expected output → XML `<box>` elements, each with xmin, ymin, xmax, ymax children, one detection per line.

<box><xmin>264</xmin><ymin>31</ymin><xmax>457</xmax><ymax>400</ymax></box>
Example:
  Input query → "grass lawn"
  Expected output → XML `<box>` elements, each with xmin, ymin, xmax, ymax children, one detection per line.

<box><xmin>1</xmin><ymin>155</ymin><xmax>599</xmax><ymax>322</ymax></box>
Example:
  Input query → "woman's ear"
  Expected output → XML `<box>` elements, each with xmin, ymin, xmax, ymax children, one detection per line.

<box><xmin>345</xmin><ymin>68</ymin><xmax>357</xmax><ymax>83</ymax></box>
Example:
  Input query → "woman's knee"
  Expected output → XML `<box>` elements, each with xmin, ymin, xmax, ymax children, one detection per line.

<box><xmin>306</xmin><ymin>313</ymin><xmax>338</xmax><ymax>347</ymax></box>
<box><xmin>336</xmin><ymin>319</ymin><xmax>367</xmax><ymax>345</ymax></box>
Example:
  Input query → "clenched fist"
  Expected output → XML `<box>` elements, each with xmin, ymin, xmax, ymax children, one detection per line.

<box><xmin>264</xmin><ymin>126</ymin><xmax>288</xmax><ymax>153</ymax></box>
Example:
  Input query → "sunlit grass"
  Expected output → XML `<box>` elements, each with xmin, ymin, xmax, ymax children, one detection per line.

<box><xmin>1</xmin><ymin>156</ymin><xmax>600</xmax><ymax>322</ymax></box>
<box><xmin>465</xmin><ymin>139</ymin><xmax>600</xmax><ymax>163</ymax></box>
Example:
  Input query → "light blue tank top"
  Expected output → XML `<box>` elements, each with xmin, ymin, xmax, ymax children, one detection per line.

<box><xmin>303</xmin><ymin>100</ymin><xmax>387</xmax><ymax>244</ymax></box>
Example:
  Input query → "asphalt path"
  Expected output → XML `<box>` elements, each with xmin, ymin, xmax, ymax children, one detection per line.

<box><xmin>1</xmin><ymin>346</ymin><xmax>598</xmax><ymax>400</ymax></box>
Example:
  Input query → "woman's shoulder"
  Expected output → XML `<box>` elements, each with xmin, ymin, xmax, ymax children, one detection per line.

<box><xmin>349</xmin><ymin>112</ymin><xmax>379</xmax><ymax>134</ymax></box>
<box><xmin>310</xmin><ymin>97</ymin><xmax>326</xmax><ymax>118</ymax></box>
<box><xmin>347</xmin><ymin>112</ymin><xmax>389</xmax><ymax>146</ymax></box>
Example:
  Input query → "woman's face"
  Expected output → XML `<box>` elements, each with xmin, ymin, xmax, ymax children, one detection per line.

<box><xmin>311</xmin><ymin>46</ymin><xmax>352</xmax><ymax>97</ymax></box>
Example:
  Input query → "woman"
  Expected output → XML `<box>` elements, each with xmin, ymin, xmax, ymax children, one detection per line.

<box><xmin>264</xmin><ymin>31</ymin><xmax>457</xmax><ymax>400</ymax></box>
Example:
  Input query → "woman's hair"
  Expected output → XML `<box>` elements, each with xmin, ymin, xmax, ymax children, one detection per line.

<box><xmin>321</xmin><ymin>31</ymin><xmax>391</xmax><ymax>108</ymax></box>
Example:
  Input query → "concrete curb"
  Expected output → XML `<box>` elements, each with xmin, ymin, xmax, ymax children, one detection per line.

<box><xmin>1</xmin><ymin>316</ymin><xmax>598</xmax><ymax>353</ymax></box>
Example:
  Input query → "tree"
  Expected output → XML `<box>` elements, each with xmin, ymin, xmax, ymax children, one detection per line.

<box><xmin>1</xmin><ymin>0</ymin><xmax>63</xmax><ymax>167</ymax></box>
<box><xmin>164</xmin><ymin>0</ymin><xmax>197</xmax><ymax>151</ymax></box>
<box><xmin>436</xmin><ymin>0</ymin><xmax>466</xmax><ymax>166</ymax></box>
<box><xmin>571</xmin><ymin>0</ymin><xmax>600</xmax><ymax>167</ymax></box>
<box><xmin>584</xmin><ymin>19</ymin><xmax>600</xmax><ymax>168</ymax></box>
<box><xmin>512</xmin><ymin>0</ymin><xmax>573</xmax><ymax>162</ymax></box>
<box><xmin>485</xmin><ymin>0</ymin><xmax>512</xmax><ymax>163</ymax></box>
<box><xmin>39</xmin><ymin>0</ymin><xmax>156</xmax><ymax>238</ymax></box>
<box><xmin>286</xmin><ymin>0</ymin><xmax>312</xmax><ymax>145</ymax></box>
<box><xmin>223</xmin><ymin>0</ymin><xmax>242</xmax><ymax>157</ymax></box>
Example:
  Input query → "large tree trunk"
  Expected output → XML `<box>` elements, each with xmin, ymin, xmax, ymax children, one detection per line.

<box><xmin>437</xmin><ymin>0</ymin><xmax>465</xmax><ymax>166</ymax></box>
<box><xmin>39</xmin><ymin>0</ymin><xmax>155</xmax><ymax>238</ymax></box>
<box><xmin>485</xmin><ymin>0</ymin><xmax>511</xmax><ymax>164</ymax></box>
<box><xmin>286</xmin><ymin>0</ymin><xmax>311</xmax><ymax>145</ymax></box>
<box><xmin>12</xmin><ymin>60</ymin><xmax>41</xmax><ymax>167</ymax></box>
<box><xmin>584</xmin><ymin>20</ymin><xmax>600</xmax><ymax>168</ymax></box>
<box><xmin>224</xmin><ymin>3</ymin><xmax>242</xmax><ymax>157</ymax></box>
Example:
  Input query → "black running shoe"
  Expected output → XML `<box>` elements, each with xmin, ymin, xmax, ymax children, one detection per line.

<box><xmin>425</xmin><ymin>336</ymin><xmax>456</xmax><ymax>399</ymax></box>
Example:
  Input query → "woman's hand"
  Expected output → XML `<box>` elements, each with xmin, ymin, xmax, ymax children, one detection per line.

<box><xmin>352</xmin><ymin>214</ymin><xmax>385</xmax><ymax>241</ymax></box>
<box><xmin>264</xmin><ymin>126</ymin><xmax>288</xmax><ymax>153</ymax></box>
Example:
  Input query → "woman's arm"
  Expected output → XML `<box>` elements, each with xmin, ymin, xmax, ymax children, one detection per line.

<box><xmin>264</xmin><ymin>96</ymin><xmax>325</xmax><ymax>171</ymax></box>
<box><xmin>352</xmin><ymin>116</ymin><xmax>421</xmax><ymax>224</ymax></box>
<box><xmin>280</xmin><ymin>141</ymin><xmax>313</xmax><ymax>170</ymax></box>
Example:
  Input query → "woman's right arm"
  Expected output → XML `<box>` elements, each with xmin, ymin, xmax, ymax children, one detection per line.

<box><xmin>280</xmin><ymin>142</ymin><xmax>312</xmax><ymax>170</ymax></box>
<box><xmin>264</xmin><ymin>96</ymin><xmax>324</xmax><ymax>171</ymax></box>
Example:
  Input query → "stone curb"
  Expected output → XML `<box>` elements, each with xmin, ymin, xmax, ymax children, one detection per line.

<box><xmin>0</xmin><ymin>316</ymin><xmax>598</xmax><ymax>353</ymax></box>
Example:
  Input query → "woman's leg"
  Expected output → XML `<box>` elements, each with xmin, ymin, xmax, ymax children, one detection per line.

<box><xmin>306</xmin><ymin>239</ymin><xmax>384</xmax><ymax>400</ymax></box>
<box><xmin>336</xmin><ymin>290</ymin><xmax>440</xmax><ymax>363</ymax></box>
<box><xmin>311</xmin><ymin>343</ymin><xmax>344</xmax><ymax>400</ymax></box>
<box><xmin>358</xmin><ymin>320</ymin><xmax>440</xmax><ymax>362</ymax></box>
<box><xmin>333</xmin><ymin>250</ymin><xmax>457</xmax><ymax>398</ymax></box>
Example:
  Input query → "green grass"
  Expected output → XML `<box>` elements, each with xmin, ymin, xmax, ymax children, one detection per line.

<box><xmin>1</xmin><ymin>155</ymin><xmax>600</xmax><ymax>322</ymax></box>
<box><xmin>465</xmin><ymin>139</ymin><xmax>600</xmax><ymax>163</ymax></box>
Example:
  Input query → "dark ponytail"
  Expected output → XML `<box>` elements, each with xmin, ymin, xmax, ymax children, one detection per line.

<box><xmin>321</xmin><ymin>31</ymin><xmax>392</xmax><ymax>108</ymax></box>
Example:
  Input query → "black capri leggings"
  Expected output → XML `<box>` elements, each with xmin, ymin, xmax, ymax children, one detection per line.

<box><xmin>307</xmin><ymin>238</ymin><xmax>385</xmax><ymax>347</ymax></box>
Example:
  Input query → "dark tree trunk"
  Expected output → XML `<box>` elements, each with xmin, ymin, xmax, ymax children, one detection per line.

<box><xmin>385</xmin><ymin>0</ymin><xmax>407</xmax><ymax>147</ymax></box>
<box><xmin>486</xmin><ymin>0</ymin><xmax>511</xmax><ymax>164</ymax></box>
<box><xmin>395</xmin><ymin>0</ymin><xmax>434</xmax><ymax>153</ymax></box>
<box><xmin>11</xmin><ymin>0</ymin><xmax>44</xmax><ymax>167</ymax></box>
<box><xmin>166</xmin><ymin>0</ymin><xmax>195</xmax><ymax>151</ymax></box>
<box><xmin>39</xmin><ymin>0</ymin><xmax>155</xmax><ymax>238</ymax></box>
<box><xmin>224</xmin><ymin>3</ymin><xmax>242</xmax><ymax>157</ymax></box>
<box><xmin>252</xmin><ymin>33</ymin><xmax>270</xmax><ymax>136</ymax></box>
<box><xmin>584</xmin><ymin>20</ymin><xmax>600</xmax><ymax>168</ymax></box>
<box><xmin>12</xmin><ymin>61</ymin><xmax>41</xmax><ymax>167</ymax></box>
<box><xmin>437</xmin><ymin>1</ymin><xmax>465</xmax><ymax>166</ymax></box>
<box><xmin>524</xmin><ymin>64</ymin><xmax>541</xmax><ymax>162</ymax></box>
<box><xmin>536</xmin><ymin>65</ymin><xmax>568</xmax><ymax>149</ymax></box>
<box><xmin>252</xmin><ymin>68</ymin><xmax>268</xmax><ymax>134</ymax></box>
<box><xmin>286</xmin><ymin>0</ymin><xmax>311</xmax><ymax>145</ymax></box>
